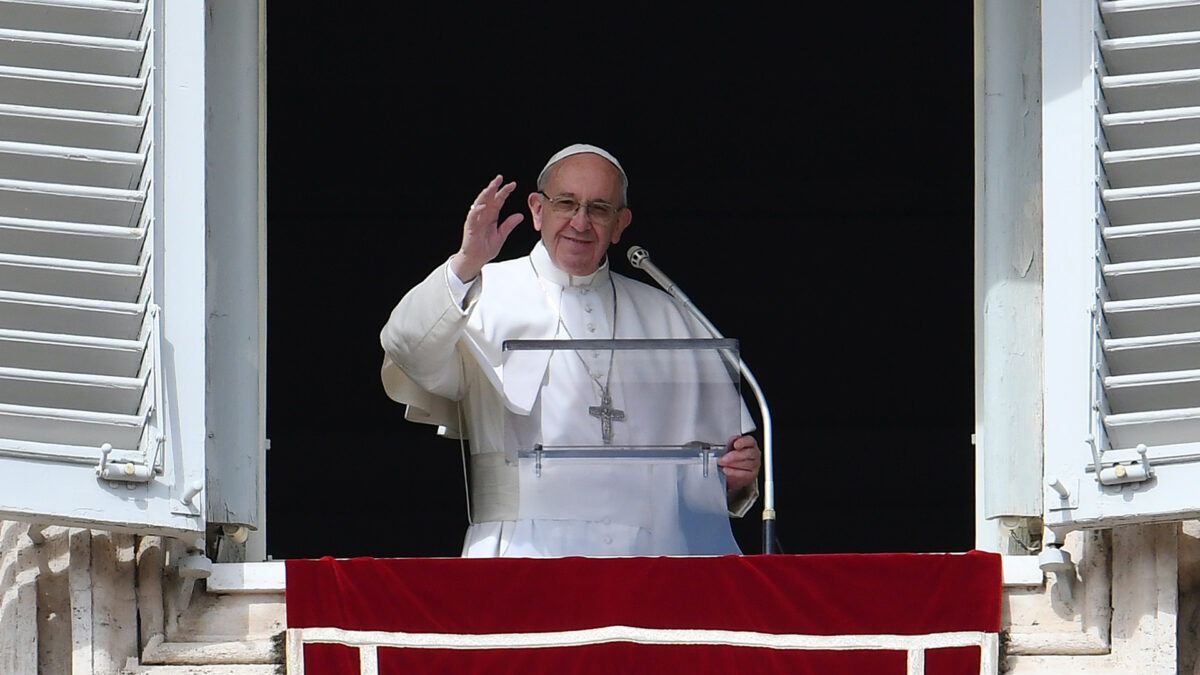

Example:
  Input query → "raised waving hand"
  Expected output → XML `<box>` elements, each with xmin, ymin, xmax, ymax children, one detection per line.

<box><xmin>450</xmin><ymin>175</ymin><xmax>525</xmax><ymax>282</ymax></box>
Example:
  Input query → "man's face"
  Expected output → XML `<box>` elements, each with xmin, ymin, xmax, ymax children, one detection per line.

<box><xmin>527</xmin><ymin>153</ymin><xmax>632</xmax><ymax>276</ymax></box>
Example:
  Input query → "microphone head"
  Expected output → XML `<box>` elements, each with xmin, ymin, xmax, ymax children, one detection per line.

<box><xmin>627</xmin><ymin>246</ymin><xmax>649</xmax><ymax>268</ymax></box>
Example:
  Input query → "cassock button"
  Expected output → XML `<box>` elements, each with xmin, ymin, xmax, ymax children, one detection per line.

<box><xmin>603</xmin><ymin>536</ymin><xmax>613</xmax><ymax>545</ymax></box>
<box><xmin>587</xmin><ymin>323</ymin><xmax>595</xmax><ymax>332</ymax></box>
<box><xmin>584</xmin><ymin>305</ymin><xmax>593</xmax><ymax>313</ymax></box>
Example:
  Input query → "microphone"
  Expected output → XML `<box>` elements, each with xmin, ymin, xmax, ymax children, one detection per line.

<box><xmin>626</xmin><ymin>246</ymin><xmax>691</xmax><ymax>305</ymax></box>
<box><xmin>625</xmin><ymin>244</ymin><xmax>778</xmax><ymax>554</ymax></box>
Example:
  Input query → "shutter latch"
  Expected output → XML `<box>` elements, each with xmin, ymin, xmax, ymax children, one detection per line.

<box><xmin>1097</xmin><ymin>443</ymin><xmax>1154</xmax><ymax>486</ymax></box>
<box><xmin>96</xmin><ymin>443</ymin><xmax>154</xmax><ymax>483</ymax></box>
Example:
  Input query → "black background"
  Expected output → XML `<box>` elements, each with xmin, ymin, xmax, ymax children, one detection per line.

<box><xmin>263</xmin><ymin>5</ymin><xmax>976</xmax><ymax>558</ymax></box>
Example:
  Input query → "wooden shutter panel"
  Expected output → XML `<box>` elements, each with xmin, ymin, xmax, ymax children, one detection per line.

<box><xmin>1044</xmin><ymin>0</ymin><xmax>1200</xmax><ymax>530</ymax></box>
<box><xmin>0</xmin><ymin>0</ymin><xmax>205</xmax><ymax>537</ymax></box>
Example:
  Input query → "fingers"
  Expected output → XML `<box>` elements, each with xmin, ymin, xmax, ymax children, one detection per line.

<box><xmin>719</xmin><ymin>435</ymin><xmax>762</xmax><ymax>474</ymax></box>
<box><xmin>472</xmin><ymin>174</ymin><xmax>504</xmax><ymax>207</ymax></box>
<box><xmin>456</xmin><ymin>175</ymin><xmax>524</xmax><ymax>280</ymax></box>
<box><xmin>497</xmin><ymin>212</ymin><xmax>524</xmax><ymax>238</ymax></box>
<box><xmin>471</xmin><ymin>175</ymin><xmax>517</xmax><ymax>211</ymax></box>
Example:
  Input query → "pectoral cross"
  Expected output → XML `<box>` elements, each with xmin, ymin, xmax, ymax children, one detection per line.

<box><xmin>588</xmin><ymin>390</ymin><xmax>625</xmax><ymax>444</ymax></box>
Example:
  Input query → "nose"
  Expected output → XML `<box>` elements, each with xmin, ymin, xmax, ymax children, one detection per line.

<box><xmin>567</xmin><ymin>207</ymin><xmax>590</xmax><ymax>231</ymax></box>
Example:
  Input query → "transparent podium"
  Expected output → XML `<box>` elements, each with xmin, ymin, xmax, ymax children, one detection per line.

<box><xmin>499</xmin><ymin>338</ymin><xmax>746</xmax><ymax>556</ymax></box>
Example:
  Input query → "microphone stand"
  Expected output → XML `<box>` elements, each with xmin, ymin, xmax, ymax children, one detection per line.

<box><xmin>626</xmin><ymin>246</ymin><xmax>777</xmax><ymax>554</ymax></box>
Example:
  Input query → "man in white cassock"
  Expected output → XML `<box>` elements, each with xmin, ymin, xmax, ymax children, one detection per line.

<box><xmin>380</xmin><ymin>144</ymin><xmax>762</xmax><ymax>557</ymax></box>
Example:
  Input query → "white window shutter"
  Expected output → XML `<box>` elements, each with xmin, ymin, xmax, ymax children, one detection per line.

<box><xmin>0</xmin><ymin>0</ymin><xmax>208</xmax><ymax>537</ymax></box>
<box><xmin>1044</xmin><ymin>0</ymin><xmax>1200</xmax><ymax>530</ymax></box>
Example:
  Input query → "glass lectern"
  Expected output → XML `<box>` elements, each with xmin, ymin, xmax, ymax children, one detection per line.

<box><xmin>499</xmin><ymin>338</ymin><xmax>745</xmax><ymax>556</ymax></box>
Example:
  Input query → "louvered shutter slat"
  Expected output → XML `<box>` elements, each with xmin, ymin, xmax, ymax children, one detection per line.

<box><xmin>1102</xmin><ymin>107</ymin><xmax>1200</xmax><ymax>149</ymax></box>
<box><xmin>1102</xmin><ymin>219</ymin><xmax>1200</xmax><ymax>259</ymax></box>
<box><xmin>0</xmin><ymin>0</ymin><xmax>233</xmax><ymax>537</ymax></box>
<box><xmin>1102</xmin><ymin>31</ymin><xmax>1200</xmax><ymax>73</ymax></box>
<box><xmin>1104</xmin><ymin>331</ymin><xmax>1200</xmax><ymax>372</ymax></box>
<box><xmin>1042</xmin><ymin>0</ymin><xmax>1200</xmax><ymax>529</ymax></box>
<box><xmin>0</xmin><ymin>27</ymin><xmax>144</xmax><ymax>75</ymax></box>
<box><xmin>0</xmin><ymin>66</ymin><xmax>145</xmax><ymax>114</ymax></box>
<box><xmin>1098</xmin><ymin>0</ymin><xmax>1200</xmax><ymax>454</ymax></box>
<box><xmin>0</xmin><ymin>1</ymin><xmax>146</xmax><ymax>40</ymax></box>
<box><xmin>0</xmin><ymin>0</ymin><xmax>163</xmax><ymax>503</ymax></box>
<box><xmin>0</xmin><ymin>402</ymin><xmax>143</xmax><ymax>448</ymax></box>
<box><xmin>0</xmin><ymin>104</ymin><xmax>146</xmax><ymax>150</ymax></box>
<box><xmin>1103</xmin><ymin>181</ymin><xmax>1200</xmax><ymax>223</ymax></box>
<box><xmin>0</xmin><ymin>141</ymin><xmax>145</xmax><ymax>188</ymax></box>
<box><xmin>0</xmin><ymin>328</ymin><xmax>142</xmax><ymax>375</ymax></box>
<box><xmin>1101</xmin><ymin>1</ymin><xmax>1200</xmax><ymax>38</ymax></box>
<box><xmin>1103</xmin><ymin>256</ymin><xmax>1200</xmax><ymax>297</ymax></box>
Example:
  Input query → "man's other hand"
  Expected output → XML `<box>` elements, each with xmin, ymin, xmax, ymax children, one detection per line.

<box><xmin>719</xmin><ymin>435</ymin><xmax>761</xmax><ymax>492</ymax></box>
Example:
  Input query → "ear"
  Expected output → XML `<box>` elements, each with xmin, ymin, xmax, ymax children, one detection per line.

<box><xmin>610</xmin><ymin>207</ymin><xmax>632</xmax><ymax>243</ymax></box>
<box><xmin>527</xmin><ymin>192</ymin><xmax>544</xmax><ymax>232</ymax></box>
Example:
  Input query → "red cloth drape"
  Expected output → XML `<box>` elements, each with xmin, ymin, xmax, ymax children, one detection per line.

<box><xmin>286</xmin><ymin>552</ymin><xmax>1001</xmax><ymax>674</ymax></box>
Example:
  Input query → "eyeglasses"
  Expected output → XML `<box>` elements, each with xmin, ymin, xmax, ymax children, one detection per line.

<box><xmin>538</xmin><ymin>192</ymin><xmax>624</xmax><ymax>226</ymax></box>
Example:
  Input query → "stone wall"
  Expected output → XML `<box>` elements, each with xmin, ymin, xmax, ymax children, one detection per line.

<box><xmin>0</xmin><ymin>520</ymin><xmax>283</xmax><ymax>674</ymax></box>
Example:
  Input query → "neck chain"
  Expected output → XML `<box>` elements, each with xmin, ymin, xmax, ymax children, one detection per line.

<box><xmin>529</xmin><ymin>259</ymin><xmax>625</xmax><ymax>444</ymax></box>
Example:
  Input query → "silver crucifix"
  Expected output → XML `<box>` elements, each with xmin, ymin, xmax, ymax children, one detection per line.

<box><xmin>588</xmin><ymin>390</ymin><xmax>625</xmax><ymax>444</ymax></box>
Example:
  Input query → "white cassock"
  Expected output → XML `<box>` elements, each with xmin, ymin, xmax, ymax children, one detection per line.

<box><xmin>380</xmin><ymin>242</ymin><xmax>758</xmax><ymax>557</ymax></box>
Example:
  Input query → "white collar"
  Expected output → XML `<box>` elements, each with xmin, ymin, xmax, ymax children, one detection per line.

<box><xmin>530</xmin><ymin>241</ymin><xmax>610</xmax><ymax>288</ymax></box>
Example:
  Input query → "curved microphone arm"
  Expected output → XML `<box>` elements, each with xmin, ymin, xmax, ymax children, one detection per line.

<box><xmin>626</xmin><ymin>246</ymin><xmax>777</xmax><ymax>554</ymax></box>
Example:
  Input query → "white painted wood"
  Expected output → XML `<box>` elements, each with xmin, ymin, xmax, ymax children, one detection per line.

<box><xmin>1042</xmin><ymin>0</ymin><xmax>1108</xmax><ymax>532</ymax></box>
<box><xmin>153</xmin><ymin>0</ymin><xmax>207</xmax><ymax>527</ymax></box>
<box><xmin>0</xmin><ymin>213</ymin><xmax>145</xmax><ymax>262</ymax></box>
<box><xmin>0</xmin><ymin>1</ymin><xmax>147</xmax><ymax>40</ymax></box>
<box><xmin>0</xmin><ymin>250</ymin><xmax>146</xmax><ymax>298</ymax></box>
<box><xmin>1101</xmin><ymin>1</ymin><xmax>1200</xmax><ymax>41</ymax></box>
<box><xmin>1102</xmin><ymin>106</ymin><xmax>1200</xmax><ymax>150</ymax></box>
<box><xmin>203</xmin><ymin>0</ymin><xmax>265</xmax><ymax>538</ymax></box>
<box><xmin>0</xmin><ymin>26</ymin><xmax>145</xmax><ymax>75</ymax></box>
<box><xmin>0</xmin><ymin>177</ymin><xmax>144</xmax><ymax>225</ymax></box>
<box><xmin>0</xmin><ymin>328</ymin><xmax>144</xmax><ymax>375</ymax></box>
<box><xmin>1043</xmin><ymin>0</ymin><xmax>1200</xmax><ymax>532</ymax></box>
<box><xmin>0</xmin><ymin>366</ymin><xmax>145</xmax><ymax>413</ymax></box>
<box><xmin>0</xmin><ymin>102</ymin><xmax>146</xmax><ymax>151</ymax></box>
<box><xmin>249</xmin><ymin>0</ymin><xmax>268</xmax><ymax>566</ymax></box>
<box><xmin>0</xmin><ymin>0</ymin><xmax>207</xmax><ymax>538</ymax></box>
<box><xmin>0</xmin><ymin>288</ymin><xmax>145</xmax><ymax>338</ymax></box>
<box><xmin>0</xmin><ymin>139</ymin><xmax>145</xmax><ymax>188</ymax></box>
<box><xmin>1103</xmin><ymin>143</ymin><xmax>1200</xmax><ymax>189</ymax></box>
<box><xmin>1102</xmin><ymin>30</ymin><xmax>1200</xmax><ymax>74</ymax></box>
<box><xmin>974</xmin><ymin>0</ymin><xmax>1045</xmax><ymax>542</ymax></box>
<box><xmin>0</xmin><ymin>64</ymin><xmax>146</xmax><ymax>114</ymax></box>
